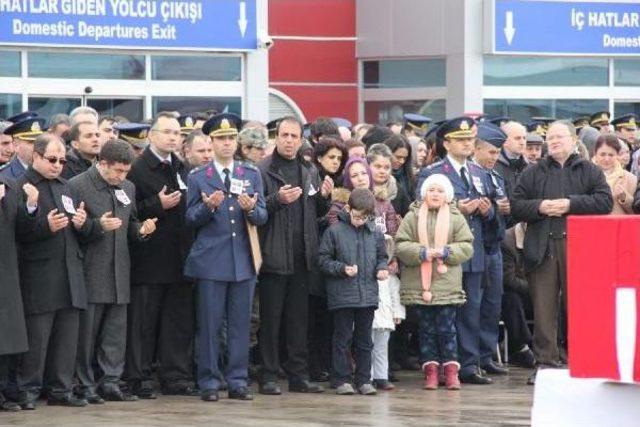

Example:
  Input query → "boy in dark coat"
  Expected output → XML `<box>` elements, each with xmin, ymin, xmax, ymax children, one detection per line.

<box><xmin>319</xmin><ymin>188</ymin><xmax>388</xmax><ymax>396</ymax></box>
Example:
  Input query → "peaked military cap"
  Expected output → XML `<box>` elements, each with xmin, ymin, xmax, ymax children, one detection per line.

<box><xmin>116</xmin><ymin>123</ymin><xmax>151</xmax><ymax>148</ymax></box>
<box><xmin>436</xmin><ymin>117</ymin><xmax>476</xmax><ymax>140</ymax></box>
<box><xmin>403</xmin><ymin>113</ymin><xmax>432</xmax><ymax>133</ymax></box>
<box><xmin>611</xmin><ymin>114</ymin><xmax>638</xmax><ymax>130</ymax></box>
<box><xmin>590</xmin><ymin>111</ymin><xmax>611</xmax><ymax>127</ymax></box>
<box><xmin>526</xmin><ymin>122</ymin><xmax>547</xmax><ymax>137</ymax></box>
<box><xmin>178</xmin><ymin>114</ymin><xmax>196</xmax><ymax>135</ymax></box>
<box><xmin>202</xmin><ymin>113</ymin><xmax>242</xmax><ymax>138</ymax></box>
<box><xmin>7</xmin><ymin>111</ymin><xmax>38</xmax><ymax>124</ymax></box>
<box><xmin>572</xmin><ymin>116</ymin><xmax>591</xmax><ymax>132</ymax></box>
<box><xmin>4</xmin><ymin>117</ymin><xmax>46</xmax><ymax>141</ymax></box>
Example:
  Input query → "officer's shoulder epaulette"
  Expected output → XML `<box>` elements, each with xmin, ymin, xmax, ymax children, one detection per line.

<box><xmin>189</xmin><ymin>165</ymin><xmax>207</xmax><ymax>175</ymax></box>
<box><xmin>468</xmin><ymin>162</ymin><xmax>483</xmax><ymax>172</ymax></box>
<box><xmin>238</xmin><ymin>161</ymin><xmax>258</xmax><ymax>171</ymax></box>
<box><xmin>427</xmin><ymin>160</ymin><xmax>444</xmax><ymax>170</ymax></box>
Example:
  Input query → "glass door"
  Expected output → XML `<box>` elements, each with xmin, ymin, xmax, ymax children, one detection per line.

<box><xmin>87</xmin><ymin>97</ymin><xmax>144</xmax><ymax>122</ymax></box>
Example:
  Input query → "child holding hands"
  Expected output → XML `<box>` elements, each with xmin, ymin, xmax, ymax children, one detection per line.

<box><xmin>395</xmin><ymin>174</ymin><xmax>474</xmax><ymax>390</ymax></box>
<box><xmin>319</xmin><ymin>188</ymin><xmax>389</xmax><ymax>396</ymax></box>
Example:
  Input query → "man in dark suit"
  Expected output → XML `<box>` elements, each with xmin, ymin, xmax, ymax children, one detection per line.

<box><xmin>0</xmin><ymin>117</ymin><xmax>46</xmax><ymax>181</ymax></box>
<box><xmin>257</xmin><ymin>116</ymin><xmax>333</xmax><ymax>395</ymax></box>
<box><xmin>16</xmin><ymin>133</ymin><xmax>90</xmax><ymax>409</ymax></box>
<box><xmin>416</xmin><ymin>117</ymin><xmax>496</xmax><ymax>385</ymax></box>
<box><xmin>61</xmin><ymin>121</ymin><xmax>100</xmax><ymax>180</ymax></box>
<box><xmin>184</xmin><ymin>113</ymin><xmax>268</xmax><ymax>402</ymax></box>
<box><xmin>0</xmin><ymin>174</ymin><xmax>39</xmax><ymax>411</ymax></box>
<box><xmin>0</xmin><ymin>120</ymin><xmax>14</xmax><ymax>167</ymax></box>
<box><xmin>70</xmin><ymin>140</ymin><xmax>157</xmax><ymax>404</ymax></box>
<box><xmin>124</xmin><ymin>112</ymin><xmax>196</xmax><ymax>398</ymax></box>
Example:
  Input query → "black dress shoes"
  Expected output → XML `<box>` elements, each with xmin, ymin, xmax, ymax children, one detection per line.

<box><xmin>228</xmin><ymin>387</ymin><xmax>254</xmax><ymax>401</ymax></box>
<box><xmin>510</xmin><ymin>347</ymin><xmax>536</xmax><ymax>369</ymax></box>
<box><xmin>99</xmin><ymin>383</ymin><xmax>138</xmax><ymax>402</ymax></box>
<box><xmin>47</xmin><ymin>394</ymin><xmax>88</xmax><ymax>407</ymax></box>
<box><xmin>133</xmin><ymin>387</ymin><xmax>157</xmax><ymax>400</ymax></box>
<box><xmin>459</xmin><ymin>372</ymin><xmax>493</xmax><ymax>385</ymax></box>
<box><xmin>310</xmin><ymin>371</ymin><xmax>330</xmax><ymax>383</ymax></box>
<box><xmin>200</xmin><ymin>389</ymin><xmax>219</xmax><ymax>402</ymax></box>
<box><xmin>20</xmin><ymin>400</ymin><xmax>36</xmax><ymax>411</ymax></box>
<box><xmin>288</xmin><ymin>380</ymin><xmax>324</xmax><ymax>393</ymax></box>
<box><xmin>258</xmin><ymin>382</ymin><xmax>282</xmax><ymax>395</ymax></box>
<box><xmin>161</xmin><ymin>384</ymin><xmax>200</xmax><ymax>397</ymax></box>
<box><xmin>0</xmin><ymin>397</ymin><xmax>21</xmax><ymax>412</ymax></box>
<box><xmin>84</xmin><ymin>393</ymin><xmax>105</xmax><ymax>405</ymax></box>
<box><xmin>481</xmin><ymin>361</ymin><xmax>509</xmax><ymax>375</ymax></box>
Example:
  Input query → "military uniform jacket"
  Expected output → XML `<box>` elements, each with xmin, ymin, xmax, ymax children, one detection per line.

<box><xmin>16</xmin><ymin>168</ymin><xmax>89</xmax><ymax>314</ymax></box>
<box><xmin>69</xmin><ymin>166</ymin><xmax>142</xmax><ymax>304</ymax></box>
<box><xmin>184</xmin><ymin>161</ymin><xmax>268</xmax><ymax>282</ymax></box>
<box><xmin>0</xmin><ymin>177</ymin><xmax>34</xmax><ymax>355</ymax></box>
<box><xmin>477</xmin><ymin>163</ymin><xmax>507</xmax><ymax>255</ymax></box>
<box><xmin>127</xmin><ymin>147</ymin><xmax>193</xmax><ymax>285</ymax></box>
<box><xmin>0</xmin><ymin>157</ymin><xmax>27</xmax><ymax>181</ymax></box>
<box><xmin>416</xmin><ymin>157</ymin><xmax>495</xmax><ymax>273</ymax></box>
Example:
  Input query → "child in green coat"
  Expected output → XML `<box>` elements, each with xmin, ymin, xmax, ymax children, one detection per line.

<box><xmin>395</xmin><ymin>174</ymin><xmax>474</xmax><ymax>390</ymax></box>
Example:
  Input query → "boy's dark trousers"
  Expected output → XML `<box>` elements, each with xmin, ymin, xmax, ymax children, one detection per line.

<box><xmin>331</xmin><ymin>307</ymin><xmax>375</xmax><ymax>387</ymax></box>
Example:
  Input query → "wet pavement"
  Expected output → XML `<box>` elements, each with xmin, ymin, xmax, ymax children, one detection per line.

<box><xmin>0</xmin><ymin>368</ymin><xmax>533</xmax><ymax>426</ymax></box>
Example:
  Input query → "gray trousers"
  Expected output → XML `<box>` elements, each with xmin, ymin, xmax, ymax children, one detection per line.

<box><xmin>371</xmin><ymin>329</ymin><xmax>390</xmax><ymax>380</ymax></box>
<box><xmin>528</xmin><ymin>238</ymin><xmax>567</xmax><ymax>366</ymax></box>
<box><xmin>76</xmin><ymin>303</ymin><xmax>127</xmax><ymax>392</ymax></box>
<box><xmin>17</xmin><ymin>308</ymin><xmax>79</xmax><ymax>398</ymax></box>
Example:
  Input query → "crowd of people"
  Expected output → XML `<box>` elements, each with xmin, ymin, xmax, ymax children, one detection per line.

<box><xmin>0</xmin><ymin>105</ymin><xmax>635</xmax><ymax>411</ymax></box>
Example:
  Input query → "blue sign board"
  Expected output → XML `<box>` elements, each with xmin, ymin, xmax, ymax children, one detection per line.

<box><xmin>0</xmin><ymin>0</ymin><xmax>257</xmax><ymax>51</ymax></box>
<box><xmin>491</xmin><ymin>0</ymin><xmax>640</xmax><ymax>55</ymax></box>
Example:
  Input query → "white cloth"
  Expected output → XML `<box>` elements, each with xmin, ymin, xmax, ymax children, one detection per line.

<box><xmin>372</xmin><ymin>275</ymin><xmax>405</xmax><ymax>331</ymax></box>
<box><xmin>371</xmin><ymin>329</ymin><xmax>390</xmax><ymax>380</ymax></box>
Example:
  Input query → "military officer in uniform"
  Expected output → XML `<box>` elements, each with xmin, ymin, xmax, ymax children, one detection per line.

<box><xmin>0</xmin><ymin>117</ymin><xmax>46</xmax><ymax>180</ymax></box>
<box><xmin>184</xmin><ymin>113</ymin><xmax>268</xmax><ymax>402</ymax></box>
<box><xmin>415</xmin><ymin>117</ymin><xmax>496</xmax><ymax>384</ymax></box>
<box><xmin>612</xmin><ymin>114</ymin><xmax>640</xmax><ymax>174</ymax></box>
<box><xmin>472</xmin><ymin>123</ymin><xmax>511</xmax><ymax>376</ymax></box>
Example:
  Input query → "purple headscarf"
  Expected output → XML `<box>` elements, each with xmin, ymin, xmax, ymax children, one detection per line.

<box><xmin>341</xmin><ymin>156</ymin><xmax>374</xmax><ymax>191</ymax></box>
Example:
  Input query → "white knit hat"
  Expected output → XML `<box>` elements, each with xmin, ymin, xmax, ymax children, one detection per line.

<box><xmin>420</xmin><ymin>173</ymin><xmax>454</xmax><ymax>203</ymax></box>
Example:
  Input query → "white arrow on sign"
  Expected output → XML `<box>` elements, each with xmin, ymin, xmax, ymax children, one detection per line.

<box><xmin>238</xmin><ymin>1</ymin><xmax>248</xmax><ymax>38</ymax></box>
<box><xmin>504</xmin><ymin>11</ymin><xmax>515</xmax><ymax>45</ymax></box>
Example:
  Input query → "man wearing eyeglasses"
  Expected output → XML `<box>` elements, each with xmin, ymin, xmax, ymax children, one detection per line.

<box><xmin>512</xmin><ymin>120</ymin><xmax>613</xmax><ymax>385</ymax></box>
<box><xmin>0</xmin><ymin>116</ymin><xmax>44</xmax><ymax>181</ymax></box>
<box><xmin>15</xmin><ymin>133</ymin><xmax>91</xmax><ymax>409</ymax></box>
<box><xmin>61</xmin><ymin>122</ymin><xmax>101</xmax><ymax>180</ymax></box>
<box><xmin>123</xmin><ymin>112</ymin><xmax>196</xmax><ymax>399</ymax></box>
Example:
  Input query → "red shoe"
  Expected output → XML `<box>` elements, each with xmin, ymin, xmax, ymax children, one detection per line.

<box><xmin>422</xmin><ymin>362</ymin><xmax>439</xmax><ymax>390</ymax></box>
<box><xmin>443</xmin><ymin>361</ymin><xmax>461</xmax><ymax>390</ymax></box>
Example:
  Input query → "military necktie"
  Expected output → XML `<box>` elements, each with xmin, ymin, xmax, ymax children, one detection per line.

<box><xmin>460</xmin><ymin>166</ymin><xmax>470</xmax><ymax>190</ymax></box>
<box><xmin>223</xmin><ymin>168</ymin><xmax>231</xmax><ymax>192</ymax></box>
